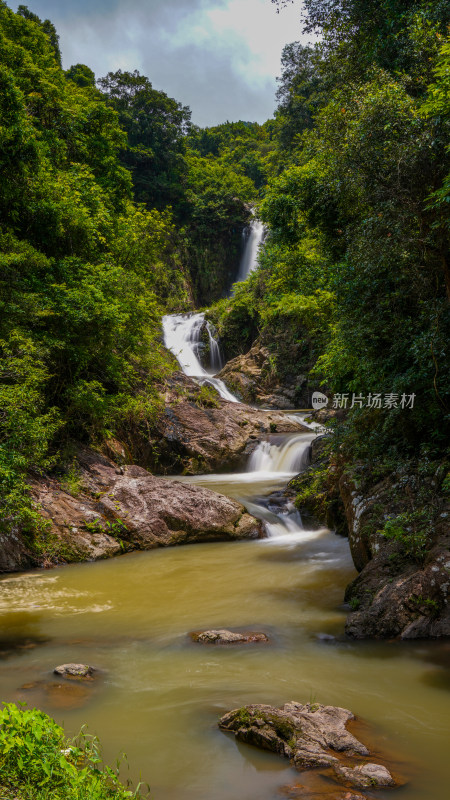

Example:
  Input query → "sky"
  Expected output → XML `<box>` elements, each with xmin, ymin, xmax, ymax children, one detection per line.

<box><xmin>12</xmin><ymin>0</ymin><xmax>311</xmax><ymax>127</ymax></box>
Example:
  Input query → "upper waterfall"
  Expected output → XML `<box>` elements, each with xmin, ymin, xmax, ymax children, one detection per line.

<box><xmin>236</xmin><ymin>218</ymin><xmax>266</xmax><ymax>283</ymax></box>
<box><xmin>162</xmin><ymin>312</ymin><xmax>238</xmax><ymax>402</ymax></box>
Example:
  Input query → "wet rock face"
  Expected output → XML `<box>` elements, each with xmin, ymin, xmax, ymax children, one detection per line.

<box><xmin>25</xmin><ymin>449</ymin><xmax>262</xmax><ymax>569</ymax></box>
<box><xmin>155</xmin><ymin>372</ymin><xmax>308</xmax><ymax>474</ymax></box>
<box><xmin>219</xmin><ymin>702</ymin><xmax>396</xmax><ymax>793</ymax></box>
<box><xmin>190</xmin><ymin>629</ymin><xmax>269</xmax><ymax>644</ymax></box>
<box><xmin>340</xmin><ymin>471</ymin><xmax>450</xmax><ymax>639</ymax></box>
<box><xmin>216</xmin><ymin>342</ymin><xmax>308</xmax><ymax>409</ymax></box>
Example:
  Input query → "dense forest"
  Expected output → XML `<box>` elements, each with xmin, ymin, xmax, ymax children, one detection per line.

<box><xmin>0</xmin><ymin>0</ymin><xmax>261</xmax><ymax>546</ymax></box>
<box><xmin>1</xmin><ymin>0</ymin><xmax>448</xmax><ymax>562</ymax></box>
<box><xmin>1</xmin><ymin>1</ymin><xmax>450</xmax><ymax>797</ymax></box>
<box><xmin>1</xmin><ymin>0</ymin><xmax>450</xmax><ymax>557</ymax></box>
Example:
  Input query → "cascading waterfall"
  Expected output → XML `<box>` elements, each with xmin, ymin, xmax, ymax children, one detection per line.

<box><xmin>162</xmin><ymin>312</ymin><xmax>238</xmax><ymax>402</ymax></box>
<box><xmin>246</xmin><ymin>431</ymin><xmax>320</xmax><ymax>539</ymax></box>
<box><xmin>247</xmin><ymin>432</ymin><xmax>316</xmax><ymax>475</ymax></box>
<box><xmin>236</xmin><ymin>218</ymin><xmax>266</xmax><ymax>283</ymax></box>
<box><xmin>162</xmin><ymin>257</ymin><xmax>325</xmax><ymax>541</ymax></box>
<box><xmin>205</xmin><ymin>321</ymin><xmax>223</xmax><ymax>373</ymax></box>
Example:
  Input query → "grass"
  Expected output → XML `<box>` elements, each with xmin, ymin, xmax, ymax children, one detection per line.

<box><xmin>0</xmin><ymin>703</ymin><xmax>150</xmax><ymax>800</ymax></box>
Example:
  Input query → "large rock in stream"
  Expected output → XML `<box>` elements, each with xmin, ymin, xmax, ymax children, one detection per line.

<box><xmin>11</xmin><ymin>449</ymin><xmax>263</xmax><ymax>570</ymax></box>
<box><xmin>219</xmin><ymin>702</ymin><xmax>397</xmax><ymax>791</ymax></box>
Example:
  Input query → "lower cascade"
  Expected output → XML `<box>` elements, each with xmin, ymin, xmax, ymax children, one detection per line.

<box><xmin>247</xmin><ymin>432</ymin><xmax>316</xmax><ymax>474</ymax></box>
<box><xmin>245</xmin><ymin>430</ymin><xmax>319</xmax><ymax>540</ymax></box>
<box><xmin>162</xmin><ymin>312</ymin><xmax>238</xmax><ymax>402</ymax></box>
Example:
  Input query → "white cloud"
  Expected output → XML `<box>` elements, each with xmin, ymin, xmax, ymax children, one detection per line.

<box><xmin>13</xmin><ymin>0</ymin><xmax>311</xmax><ymax>125</ymax></box>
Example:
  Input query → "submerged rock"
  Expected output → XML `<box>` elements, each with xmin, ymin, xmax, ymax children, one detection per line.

<box><xmin>20</xmin><ymin>678</ymin><xmax>94</xmax><ymax>710</ymax></box>
<box><xmin>333</xmin><ymin>762</ymin><xmax>395</xmax><ymax>789</ymax></box>
<box><xmin>191</xmin><ymin>629</ymin><xmax>269</xmax><ymax>644</ymax></box>
<box><xmin>279</xmin><ymin>785</ymin><xmax>369</xmax><ymax>800</ymax></box>
<box><xmin>53</xmin><ymin>663</ymin><xmax>96</xmax><ymax>680</ymax></box>
<box><xmin>219</xmin><ymin>702</ymin><xmax>369</xmax><ymax>771</ymax></box>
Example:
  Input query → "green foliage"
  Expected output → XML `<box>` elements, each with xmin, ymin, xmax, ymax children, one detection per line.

<box><xmin>188</xmin><ymin>120</ymin><xmax>276</xmax><ymax>189</ymax></box>
<box><xmin>378</xmin><ymin>511</ymin><xmax>431</xmax><ymax>561</ymax></box>
<box><xmin>66</xmin><ymin>63</ymin><xmax>95</xmax><ymax>88</ymax></box>
<box><xmin>17</xmin><ymin>4</ymin><xmax>61</xmax><ymax>65</ymax></box>
<box><xmin>60</xmin><ymin>461</ymin><xmax>84</xmax><ymax>497</ymax></box>
<box><xmin>421</xmin><ymin>39</ymin><xmax>450</xmax><ymax>225</ymax></box>
<box><xmin>194</xmin><ymin>385</ymin><xmax>221</xmax><ymax>409</ymax></box>
<box><xmin>98</xmin><ymin>69</ymin><xmax>191</xmax><ymax>211</ymax></box>
<box><xmin>0</xmin><ymin>703</ymin><xmax>148</xmax><ymax>799</ymax></box>
<box><xmin>207</xmin><ymin>279</ymin><xmax>259</xmax><ymax>359</ymax></box>
<box><xmin>0</xmin><ymin>3</ymin><xmax>192</xmax><ymax>546</ymax></box>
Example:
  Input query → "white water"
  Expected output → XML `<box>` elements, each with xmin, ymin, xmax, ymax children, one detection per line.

<box><xmin>236</xmin><ymin>218</ymin><xmax>266</xmax><ymax>283</ymax></box>
<box><xmin>162</xmin><ymin>312</ymin><xmax>238</xmax><ymax>402</ymax></box>
<box><xmin>248</xmin><ymin>432</ymin><xmax>316</xmax><ymax>474</ymax></box>
<box><xmin>178</xmin><ymin>426</ymin><xmax>322</xmax><ymax>544</ymax></box>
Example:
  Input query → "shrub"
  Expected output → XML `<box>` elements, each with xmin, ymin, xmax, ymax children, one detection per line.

<box><xmin>0</xmin><ymin>703</ymin><xmax>149</xmax><ymax>800</ymax></box>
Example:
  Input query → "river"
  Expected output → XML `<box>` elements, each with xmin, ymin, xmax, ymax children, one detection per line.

<box><xmin>0</xmin><ymin>221</ymin><xmax>449</xmax><ymax>799</ymax></box>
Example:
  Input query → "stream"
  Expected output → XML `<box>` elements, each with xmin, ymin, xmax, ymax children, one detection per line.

<box><xmin>0</xmin><ymin>221</ymin><xmax>449</xmax><ymax>799</ymax></box>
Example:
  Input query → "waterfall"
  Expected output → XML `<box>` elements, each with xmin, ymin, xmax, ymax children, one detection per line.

<box><xmin>247</xmin><ymin>432</ymin><xmax>315</xmax><ymax>474</ymax></box>
<box><xmin>205</xmin><ymin>321</ymin><xmax>223</xmax><ymax>373</ymax></box>
<box><xmin>236</xmin><ymin>219</ymin><xmax>266</xmax><ymax>283</ymax></box>
<box><xmin>243</xmin><ymin>430</ymin><xmax>319</xmax><ymax>540</ymax></box>
<box><xmin>162</xmin><ymin>312</ymin><xmax>238</xmax><ymax>403</ymax></box>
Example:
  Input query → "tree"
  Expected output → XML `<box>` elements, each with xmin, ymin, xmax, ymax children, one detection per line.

<box><xmin>275</xmin><ymin>42</ymin><xmax>325</xmax><ymax>150</ymax></box>
<box><xmin>272</xmin><ymin>0</ymin><xmax>450</xmax><ymax>89</ymax></box>
<box><xmin>66</xmin><ymin>63</ymin><xmax>95</xmax><ymax>88</ymax></box>
<box><xmin>17</xmin><ymin>4</ymin><xmax>61</xmax><ymax>65</ymax></box>
<box><xmin>98</xmin><ymin>69</ymin><xmax>191</xmax><ymax>210</ymax></box>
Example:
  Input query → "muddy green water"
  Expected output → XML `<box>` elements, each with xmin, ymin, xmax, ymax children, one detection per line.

<box><xmin>0</xmin><ymin>465</ymin><xmax>449</xmax><ymax>799</ymax></box>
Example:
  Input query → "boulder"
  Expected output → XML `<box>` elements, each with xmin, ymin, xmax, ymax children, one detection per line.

<box><xmin>26</xmin><ymin>449</ymin><xmax>262</xmax><ymax>568</ymax></box>
<box><xmin>53</xmin><ymin>663</ymin><xmax>96</xmax><ymax>680</ymax></box>
<box><xmin>333</xmin><ymin>762</ymin><xmax>395</xmax><ymax>789</ymax></box>
<box><xmin>219</xmin><ymin>701</ymin><xmax>399</xmax><ymax>794</ymax></box>
<box><xmin>191</xmin><ymin>629</ymin><xmax>269</xmax><ymax>644</ymax></box>
<box><xmin>216</xmin><ymin>342</ymin><xmax>308</xmax><ymax>409</ymax></box>
<box><xmin>219</xmin><ymin>702</ymin><xmax>369</xmax><ymax>771</ymax></box>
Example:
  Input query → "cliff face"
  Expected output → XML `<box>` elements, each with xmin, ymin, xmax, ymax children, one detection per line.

<box><xmin>340</xmin><ymin>471</ymin><xmax>450</xmax><ymax>639</ymax></box>
<box><xmin>217</xmin><ymin>339</ymin><xmax>309</xmax><ymax>409</ymax></box>
<box><xmin>294</xmin><ymin>433</ymin><xmax>450</xmax><ymax>639</ymax></box>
